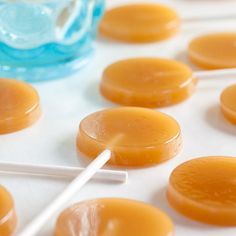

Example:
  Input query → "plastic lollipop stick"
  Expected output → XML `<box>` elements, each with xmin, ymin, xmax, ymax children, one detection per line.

<box><xmin>182</xmin><ymin>13</ymin><xmax>236</xmax><ymax>23</ymax></box>
<box><xmin>194</xmin><ymin>68</ymin><xmax>236</xmax><ymax>79</ymax></box>
<box><xmin>0</xmin><ymin>161</ymin><xmax>127</xmax><ymax>183</ymax></box>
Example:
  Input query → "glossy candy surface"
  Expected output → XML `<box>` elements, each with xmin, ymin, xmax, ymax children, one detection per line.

<box><xmin>188</xmin><ymin>33</ymin><xmax>236</xmax><ymax>69</ymax></box>
<box><xmin>77</xmin><ymin>107</ymin><xmax>182</xmax><ymax>167</ymax></box>
<box><xmin>167</xmin><ymin>156</ymin><xmax>236</xmax><ymax>225</ymax></box>
<box><xmin>0</xmin><ymin>78</ymin><xmax>41</xmax><ymax>134</ymax></box>
<box><xmin>0</xmin><ymin>186</ymin><xmax>17</xmax><ymax>236</ymax></box>
<box><xmin>54</xmin><ymin>198</ymin><xmax>174</xmax><ymax>236</ymax></box>
<box><xmin>100</xmin><ymin>58</ymin><xmax>197</xmax><ymax>108</ymax></box>
<box><xmin>99</xmin><ymin>4</ymin><xmax>180</xmax><ymax>43</ymax></box>
<box><xmin>220</xmin><ymin>84</ymin><xmax>236</xmax><ymax>124</ymax></box>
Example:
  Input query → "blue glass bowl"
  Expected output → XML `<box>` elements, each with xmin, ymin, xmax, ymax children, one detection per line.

<box><xmin>0</xmin><ymin>0</ymin><xmax>104</xmax><ymax>82</ymax></box>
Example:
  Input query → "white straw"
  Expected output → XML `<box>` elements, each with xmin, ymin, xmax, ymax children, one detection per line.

<box><xmin>194</xmin><ymin>68</ymin><xmax>236</xmax><ymax>79</ymax></box>
<box><xmin>0</xmin><ymin>161</ymin><xmax>127</xmax><ymax>183</ymax></box>
<box><xmin>18</xmin><ymin>149</ymin><xmax>112</xmax><ymax>236</ymax></box>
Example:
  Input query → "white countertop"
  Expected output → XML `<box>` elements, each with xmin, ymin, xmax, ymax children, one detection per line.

<box><xmin>1</xmin><ymin>0</ymin><xmax>236</xmax><ymax>235</ymax></box>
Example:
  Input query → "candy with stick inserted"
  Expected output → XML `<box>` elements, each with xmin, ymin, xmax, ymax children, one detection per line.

<box><xmin>99</xmin><ymin>4</ymin><xmax>235</xmax><ymax>43</ymax></box>
<box><xmin>77</xmin><ymin>107</ymin><xmax>182</xmax><ymax>167</ymax></box>
<box><xmin>100</xmin><ymin>57</ymin><xmax>236</xmax><ymax>108</ymax></box>
<box><xmin>100</xmin><ymin>58</ymin><xmax>197</xmax><ymax>108</ymax></box>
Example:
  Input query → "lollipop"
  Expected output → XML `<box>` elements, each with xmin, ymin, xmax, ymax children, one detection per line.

<box><xmin>0</xmin><ymin>186</ymin><xmax>17</xmax><ymax>236</ymax></box>
<box><xmin>220</xmin><ymin>84</ymin><xmax>236</xmax><ymax>124</ymax></box>
<box><xmin>19</xmin><ymin>107</ymin><xmax>179</xmax><ymax>235</ymax></box>
<box><xmin>99</xmin><ymin>3</ymin><xmax>235</xmax><ymax>43</ymax></box>
<box><xmin>167</xmin><ymin>156</ymin><xmax>236</xmax><ymax>225</ymax></box>
<box><xmin>77</xmin><ymin>107</ymin><xmax>182</xmax><ymax>167</ymax></box>
<box><xmin>99</xmin><ymin>4</ymin><xmax>180</xmax><ymax>43</ymax></box>
<box><xmin>0</xmin><ymin>78</ymin><xmax>41</xmax><ymax>134</ymax></box>
<box><xmin>100</xmin><ymin>57</ymin><xmax>236</xmax><ymax>108</ymax></box>
<box><xmin>100</xmin><ymin>58</ymin><xmax>197</xmax><ymax>108</ymax></box>
<box><xmin>188</xmin><ymin>33</ymin><xmax>236</xmax><ymax>69</ymax></box>
<box><xmin>54</xmin><ymin>198</ymin><xmax>173</xmax><ymax>236</ymax></box>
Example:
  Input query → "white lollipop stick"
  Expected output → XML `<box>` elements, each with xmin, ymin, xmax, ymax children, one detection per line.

<box><xmin>194</xmin><ymin>68</ymin><xmax>236</xmax><ymax>79</ymax></box>
<box><xmin>182</xmin><ymin>13</ymin><xmax>236</xmax><ymax>23</ymax></box>
<box><xmin>0</xmin><ymin>161</ymin><xmax>127</xmax><ymax>183</ymax></box>
<box><xmin>18</xmin><ymin>149</ymin><xmax>112</xmax><ymax>236</ymax></box>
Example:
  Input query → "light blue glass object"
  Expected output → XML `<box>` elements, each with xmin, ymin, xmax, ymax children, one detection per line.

<box><xmin>0</xmin><ymin>0</ymin><xmax>104</xmax><ymax>82</ymax></box>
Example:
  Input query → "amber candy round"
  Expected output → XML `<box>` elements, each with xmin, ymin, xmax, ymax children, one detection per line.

<box><xmin>54</xmin><ymin>198</ymin><xmax>174</xmax><ymax>236</ymax></box>
<box><xmin>0</xmin><ymin>186</ymin><xmax>17</xmax><ymax>236</ymax></box>
<box><xmin>100</xmin><ymin>58</ymin><xmax>197</xmax><ymax>108</ymax></box>
<box><xmin>77</xmin><ymin>107</ymin><xmax>182</xmax><ymax>167</ymax></box>
<box><xmin>99</xmin><ymin>4</ymin><xmax>181</xmax><ymax>43</ymax></box>
<box><xmin>167</xmin><ymin>156</ymin><xmax>236</xmax><ymax>225</ymax></box>
<box><xmin>220</xmin><ymin>84</ymin><xmax>236</xmax><ymax>124</ymax></box>
<box><xmin>0</xmin><ymin>78</ymin><xmax>41</xmax><ymax>134</ymax></box>
<box><xmin>188</xmin><ymin>33</ymin><xmax>236</xmax><ymax>69</ymax></box>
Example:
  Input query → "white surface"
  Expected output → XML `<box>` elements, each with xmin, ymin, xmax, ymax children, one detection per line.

<box><xmin>1</xmin><ymin>0</ymin><xmax>236</xmax><ymax>235</ymax></box>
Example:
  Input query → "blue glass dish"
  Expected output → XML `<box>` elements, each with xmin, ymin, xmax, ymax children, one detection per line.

<box><xmin>0</xmin><ymin>0</ymin><xmax>104</xmax><ymax>82</ymax></box>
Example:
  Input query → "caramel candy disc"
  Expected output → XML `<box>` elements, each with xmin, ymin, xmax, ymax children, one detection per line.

<box><xmin>0</xmin><ymin>186</ymin><xmax>17</xmax><ymax>236</ymax></box>
<box><xmin>77</xmin><ymin>107</ymin><xmax>182</xmax><ymax>167</ymax></box>
<box><xmin>100</xmin><ymin>58</ymin><xmax>197</xmax><ymax>108</ymax></box>
<box><xmin>55</xmin><ymin>198</ymin><xmax>174</xmax><ymax>236</ymax></box>
<box><xmin>188</xmin><ymin>33</ymin><xmax>236</xmax><ymax>69</ymax></box>
<box><xmin>99</xmin><ymin>4</ymin><xmax>181</xmax><ymax>43</ymax></box>
<box><xmin>220</xmin><ymin>84</ymin><xmax>236</xmax><ymax>124</ymax></box>
<box><xmin>167</xmin><ymin>156</ymin><xmax>236</xmax><ymax>225</ymax></box>
<box><xmin>0</xmin><ymin>78</ymin><xmax>41</xmax><ymax>134</ymax></box>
